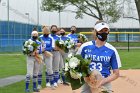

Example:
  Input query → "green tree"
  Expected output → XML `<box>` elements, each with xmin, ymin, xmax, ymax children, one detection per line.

<box><xmin>41</xmin><ymin>0</ymin><xmax>123</xmax><ymax>23</ymax></box>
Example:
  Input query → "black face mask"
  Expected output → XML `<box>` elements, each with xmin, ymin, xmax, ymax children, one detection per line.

<box><xmin>51</xmin><ymin>31</ymin><xmax>57</xmax><ymax>34</ymax></box>
<box><xmin>60</xmin><ymin>32</ymin><xmax>65</xmax><ymax>36</ymax></box>
<box><xmin>71</xmin><ymin>30</ymin><xmax>75</xmax><ymax>34</ymax></box>
<box><xmin>32</xmin><ymin>36</ymin><xmax>38</xmax><ymax>40</ymax></box>
<box><xmin>44</xmin><ymin>34</ymin><xmax>49</xmax><ymax>37</ymax></box>
<box><xmin>96</xmin><ymin>32</ymin><xmax>108</xmax><ymax>41</ymax></box>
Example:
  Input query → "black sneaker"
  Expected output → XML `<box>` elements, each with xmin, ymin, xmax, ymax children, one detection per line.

<box><xmin>63</xmin><ymin>82</ymin><xmax>70</xmax><ymax>86</ymax></box>
<box><xmin>33</xmin><ymin>88</ymin><xmax>40</xmax><ymax>92</ymax></box>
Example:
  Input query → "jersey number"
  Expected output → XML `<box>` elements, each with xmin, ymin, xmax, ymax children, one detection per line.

<box><xmin>90</xmin><ymin>62</ymin><xmax>102</xmax><ymax>71</ymax></box>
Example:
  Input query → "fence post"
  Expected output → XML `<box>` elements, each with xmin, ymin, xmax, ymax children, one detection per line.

<box><xmin>128</xmin><ymin>34</ymin><xmax>130</xmax><ymax>52</ymax></box>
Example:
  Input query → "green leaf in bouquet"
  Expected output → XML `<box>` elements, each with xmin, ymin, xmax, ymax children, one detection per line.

<box><xmin>74</xmin><ymin>54</ymin><xmax>83</xmax><ymax>60</ymax></box>
<box><xmin>65</xmin><ymin>72</ymin><xmax>85</xmax><ymax>90</ymax></box>
<box><xmin>38</xmin><ymin>37</ymin><xmax>42</xmax><ymax>42</ymax></box>
<box><xmin>65</xmin><ymin>57</ymin><xmax>71</xmax><ymax>63</ymax></box>
<box><xmin>64</xmin><ymin>47</ymin><xmax>69</xmax><ymax>53</ymax></box>
<box><xmin>32</xmin><ymin>42</ymin><xmax>39</xmax><ymax>51</ymax></box>
<box><xmin>23</xmin><ymin>41</ymin><xmax>25</xmax><ymax>46</ymax></box>
<box><xmin>55</xmin><ymin>40</ymin><xmax>65</xmax><ymax>50</ymax></box>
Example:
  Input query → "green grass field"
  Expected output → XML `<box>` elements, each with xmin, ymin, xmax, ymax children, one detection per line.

<box><xmin>109</xmin><ymin>42</ymin><xmax>140</xmax><ymax>47</ymax></box>
<box><xmin>0</xmin><ymin>49</ymin><xmax>140</xmax><ymax>93</ymax></box>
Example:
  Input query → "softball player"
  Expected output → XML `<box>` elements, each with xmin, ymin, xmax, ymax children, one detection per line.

<box><xmin>49</xmin><ymin>25</ymin><xmax>61</xmax><ymax>87</ymax></box>
<box><xmin>25</xmin><ymin>31</ymin><xmax>42</xmax><ymax>92</ymax></box>
<box><xmin>67</xmin><ymin>26</ymin><xmax>79</xmax><ymax>54</ymax></box>
<box><xmin>37</xmin><ymin>26</ymin><xmax>55</xmax><ymax>89</ymax></box>
<box><xmin>67</xmin><ymin>26</ymin><xmax>79</xmax><ymax>44</ymax></box>
<box><xmin>77</xmin><ymin>21</ymin><xmax>121</xmax><ymax>93</ymax></box>
<box><xmin>58</xmin><ymin>28</ymin><xmax>70</xmax><ymax>85</ymax></box>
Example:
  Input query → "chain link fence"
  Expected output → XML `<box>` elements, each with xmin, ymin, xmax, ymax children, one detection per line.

<box><xmin>0</xmin><ymin>21</ymin><xmax>41</xmax><ymax>52</ymax></box>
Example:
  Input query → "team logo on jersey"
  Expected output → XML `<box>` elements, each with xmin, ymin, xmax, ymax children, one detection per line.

<box><xmin>84</xmin><ymin>49</ymin><xmax>92</xmax><ymax>53</ymax></box>
<box><xmin>85</xmin><ymin>54</ymin><xmax>111</xmax><ymax>62</ymax></box>
<box><xmin>45</xmin><ymin>41</ymin><xmax>51</xmax><ymax>44</ymax></box>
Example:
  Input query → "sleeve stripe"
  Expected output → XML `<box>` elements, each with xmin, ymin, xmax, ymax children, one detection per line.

<box><xmin>76</xmin><ymin>41</ymin><xmax>93</xmax><ymax>55</ymax></box>
<box><xmin>105</xmin><ymin>43</ymin><xmax>122</xmax><ymax>68</ymax></box>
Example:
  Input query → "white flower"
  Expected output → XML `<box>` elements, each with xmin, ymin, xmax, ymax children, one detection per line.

<box><xmin>23</xmin><ymin>48</ymin><xmax>26</xmax><ymax>51</ymax></box>
<box><xmin>65</xmin><ymin>63</ymin><xmax>69</xmax><ymax>71</ymax></box>
<box><xmin>77</xmin><ymin>73</ymin><xmax>82</xmax><ymax>78</ymax></box>
<box><xmin>68</xmin><ymin>53</ymin><xmax>73</xmax><ymax>58</ymax></box>
<box><xmin>67</xmin><ymin>45</ymin><xmax>72</xmax><ymax>49</ymax></box>
<box><xmin>24</xmin><ymin>41</ymin><xmax>28</xmax><ymax>47</ymax></box>
<box><xmin>30</xmin><ymin>41</ymin><xmax>34</xmax><ymax>45</ymax></box>
<box><xmin>59</xmin><ymin>40</ymin><xmax>64</xmax><ymax>45</ymax></box>
<box><xmin>28</xmin><ymin>39</ymin><xmax>32</xmax><ymax>42</ymax></box>
<box><xmin>70</xmin><ymin>40</ymin><xmax>74</xmax><ymax>44</ymax></box>
<box><xmin>64</xmin><ymin>40</ymin><xmax>69</xmax><ymax>45</ymax></box>
<box><xmin>69</xmin><ymin>57</ymin><xmax>80</xmax><ymax>69</ymax></box>
<box><xmin>28</xmin><ymin>45</ymin><xmax>33</xmax><ymax>51</ymax></box>
<box><xmin>70</xmin><ymin>70</ymin><xmax>82</xmax><ymax>79</ymax></box>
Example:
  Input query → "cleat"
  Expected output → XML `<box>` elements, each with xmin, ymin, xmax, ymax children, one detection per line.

<box><xmin>25</xmin><ymin>89</ymin><xmax>30</xmax><ymax>93</ymax></box>
<box><xmin>54</xmin><ymin>82</ymin><xmax>58</xmax><ymax>87</ymax></box>
<box><xmin>33</xmin><ymin>88</ymin><xmax>40</xmax><ymax>92</ymax></box>
<box><xmin>46</xmin><ymin>82</ymin><xmax>51</xmax><ymax>87</ymax></box>
<box><xmin>37</xmin><ymin>85</ymin><xmax>42</xmax><ymax>90</ymax></box>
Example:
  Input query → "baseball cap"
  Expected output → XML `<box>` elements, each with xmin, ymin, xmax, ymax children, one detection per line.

<box><xmin>31</xmin><ymin>31</ymin><xmax>38</xmax><ymax>36</ymax></box>
<box><xmin>94</xmin><ymin>22</ymin><xmax>110</xmax><ymax>32</ymax></box>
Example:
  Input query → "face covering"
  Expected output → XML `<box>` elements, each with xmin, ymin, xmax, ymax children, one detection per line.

<box><xmin>44</xmin><ymin>34</ymin><xmax>49</xmax><ymax>37</ymax></box>
<box><xmin>71</xmin><ymin>30</ymin><xmax>75</xmax><ymax>34</ymax></box>
<box><xmin>51</xmin><ymin>31</ymin><xmax>57</xmax><ymax>34</ymax></box>
<box><xmin>60</xmin><ymin>32</ymin><xmax>65</xmax><ymax>36</ymax></box>
<box><xmin>96</xmin><ymin>32</ymin><xmax>108</xmax><ymax>41</ymax></box>
<box><xmin>32</xmin><ymin>36</ymin><xmax>38</xmax><ymax>40</ymax></box>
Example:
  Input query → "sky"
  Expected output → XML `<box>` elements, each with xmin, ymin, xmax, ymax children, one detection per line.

<box><xmin>0</xmin><ymin>0</ymin><xmax>139</xmax><ymax>28</ymax></box>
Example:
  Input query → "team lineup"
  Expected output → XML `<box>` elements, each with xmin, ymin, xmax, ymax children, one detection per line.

<box><xmin>23</xmin><ymin>20</ymin><xmax>121</xmax><ymax>93</ymax></box>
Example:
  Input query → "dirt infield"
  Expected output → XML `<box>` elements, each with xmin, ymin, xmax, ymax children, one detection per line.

<box><xmin>36</xmin><ymin>70</ymin><xmax>140</xmax><ymax>93</ymax></box>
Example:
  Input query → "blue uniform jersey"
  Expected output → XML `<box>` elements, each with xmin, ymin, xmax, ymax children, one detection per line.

<box><xmin>30</xmin><ymin>38</ymin><xmax>42</xmax><ymax>54</ymax></box>
<box><xmin>77</xmin><ymin>41</ymin><xmax>121</xmax><ymax>78</ymax></box>
<box><xmin>60</xmin><ymin>36</ymin><xmax>69</xmax><ymax>41</ymax></box>
<box><xmin>40</xmin><ymin>35</ymin><xmax>53</xmax><ymax>52</ymax></box>
<box><xmin>49</xmin><ymin>34</ymin><xmax>60</xmax><ymax>48</ymax></box>
<box><xmin>67</xmin><ymin>33</ymin><xmax>79</xmax><ymax>44</ymax></box>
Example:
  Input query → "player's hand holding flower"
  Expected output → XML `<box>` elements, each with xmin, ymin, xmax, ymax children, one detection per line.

<box><xmin>22</xmin><ymin>40</ymin><xmax>39</xmax><ymax>55</ymax></box>
<box><xmin>55</xmin><ymin>39</ymin><xmax>75</xmax><ymax>53</ymax></box>
<box><xmin>85</xmin><ymin>70</ymin><xmax>109</xmax><ymax>93</ymax></box>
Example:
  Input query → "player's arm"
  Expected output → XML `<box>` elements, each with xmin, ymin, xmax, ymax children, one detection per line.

<box><xmin>99</xmin><ymin>50</ymin><xmax>121</xmax><ymax>87</ymax></box>
<box><xmin>99</xmin><ymin>69</ymin><xmax>120</xmax><ymax>87</ymax></box>
<box><xmin>76</xmin><ymin>43</ymin><xmax>86</xmax><ymax>58</ymax></box>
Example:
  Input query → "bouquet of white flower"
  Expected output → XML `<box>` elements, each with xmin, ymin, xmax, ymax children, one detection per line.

<box><xmin>78</xmin><ymin>34</ymin><xmax>88</xmax><ymax>43</ymax></box>
<box><xmin>65</xmin><ymin>54</ymin><xmax>91</xmax><ymax>90</ymax></box>
<box><xmin>22</xmin><ymin>39</ymin><xmax>39</xmax><ymax>55</ymax></box>
<box><xmin>55</xmin><ymin>39</ymin><xmax>75</xmax><ymax>53</ymax></box>
<box><xmin>65</xmin><ymin>54</ymin><xmax>110</xmax><ymax>93</ymax></box>
<box><xmin>64</xmin><ymin>39</ymin><xmax>75</xmax><ymax>53</ymax></box>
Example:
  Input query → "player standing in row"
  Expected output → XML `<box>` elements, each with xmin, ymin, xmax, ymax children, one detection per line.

<box><xmin>67</xmin><ymin>26</ymin><xmax>79</xmax><ymax>43</ymax></box>
<box><xmin>67</xmin><ymin>26</ymin><xmax>79</xmax><ymax>54</ymax></box>
<box><xmin>25</xmin><ymin>30</ymin><xmax>42</xmax><ymax>92</ymax></box>
<box><xmin>58</xmin><ymin>28</ymin><xmax>70</xmax><ymax>85</ymax></box>
<box><xmin>37</xmin><ymin>26</ymin><xmax>55</xmax><ymax>89</ymax></box>
<box><xmin>49</xmin><ymin>25</ymin><xmax>61</xmax><ymax>87</ymax></box>
<box><xmin>77</xmin><ymin>21</ymin><xmax>121</xmax><ymax>93</ymax></box>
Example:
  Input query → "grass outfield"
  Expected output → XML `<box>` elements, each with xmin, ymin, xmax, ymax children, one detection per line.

<box><xmin>119</xmin><ymin>49</ymin><xmax>140</xmax><ymax>69</ymax></box>
<box><xmin>109</xmin><ymin>42</ymin><xmax>140</xmax><ymax>47</ymax></box>
<box><xmin>0</xmin><ymin>49</ymin><xmax>140</xmax><ymax>93</ymax></box>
